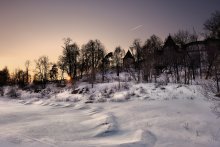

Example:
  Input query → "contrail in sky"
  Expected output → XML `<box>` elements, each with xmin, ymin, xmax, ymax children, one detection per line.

<box><xmin>130</xmin><ymin>25</ymin><xmax>143</xmax><ymax>31</ymax></box>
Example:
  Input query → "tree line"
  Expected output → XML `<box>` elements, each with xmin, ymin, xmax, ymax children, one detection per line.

<box><xmin>0</xmin><ymin>11</ymin><xmax>220</xmax><ymax>90</ymax></box>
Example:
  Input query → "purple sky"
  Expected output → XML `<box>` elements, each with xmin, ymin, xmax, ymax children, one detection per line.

<box><xmin>0</xmin><ymin>0</ymin><xmax>220</xmax><ymax>71</ymax></box>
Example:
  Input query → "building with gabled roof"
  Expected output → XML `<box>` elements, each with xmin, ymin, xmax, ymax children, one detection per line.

<box><xmin>123</xmin><ymin>50</ymin><xmax>135</xmax><ymax>69</ymax></box>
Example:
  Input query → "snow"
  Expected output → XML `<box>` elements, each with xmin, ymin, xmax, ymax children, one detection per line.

<box><xmin>0</xmin><ymin>81</ymin><xmax>220</xmax><ymax>147</ymax></box>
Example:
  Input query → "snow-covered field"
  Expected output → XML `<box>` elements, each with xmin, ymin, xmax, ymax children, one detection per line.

<box><xmin>0</xmin><ymin>82</ymin><xmax>220</xmax><ymax>147</ymax></box>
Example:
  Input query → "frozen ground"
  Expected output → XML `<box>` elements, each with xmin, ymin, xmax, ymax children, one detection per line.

<box><xmin>0</xmin><ymin>82</ymin><xmax>220</xmax><ymax>147</ymax></box>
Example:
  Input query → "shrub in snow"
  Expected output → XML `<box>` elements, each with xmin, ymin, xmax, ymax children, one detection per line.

<box><xmin>183</xmin><ymin>122</ymin><xmax>190</xmax><ymax>130</ymax></box>
<box><xmin>160</xmin><ymin>87</ymin><xmax>166</xmax><ymax>90</ymax></box>
<box><xmin>88</xmin><ymin>94</ymin><xmax>96</xmax><ymax>101</ymax></box>
<box><xmin>96</xmin><ymin>98</ymin><xmax>107</xmax><ymax>103</ymax></box>
<box><xmin>6</xmin><ymin>87</ymin><xmax>21</xmax><ymax>98</ymax></box>
<box><xmin>102</xmin><ymin>88</ymin><xmax>115</xmax><ymax>98</ymax></box>
<box><xmin>67</xmin><ymin>97</ymin><xmax>81</xmax><ymax>102</ymax></box>
<box><xmin>20</xmin><ymin>91</ymin><xmax>42</xmax><ymax>99</ymax></box>
<box><xmin>40</xmin><ymin>89</ymin><xmax>51</xmax><ymax>98</ymax></box>
<box><xmin>72</xmin><ymin>87</ymin><xmax>89</xmax><ymax>94</ymax></box>
<box><xmin>121</xmin><ymin>82</ymin><xmax>130</xmax><ymax>90</ymax></box>
<box><xmin>0</xmin><ymin>87</ymin><xmax>3</xmax><ymax>96</ymax></box>
<box><xmin>156</xmin><ymin>73</ymin><xmax>169</xmax><ymax>85</ymax></box>
<box><xmin>155</xmin><ymin>82</ymin><xmax>165</xmax><ymax>88</ymax></box>
<box><xmin>215</xmin><ymin>93</ymin><xmax>220</xmax><ymax>97</ymax></box>
<box><xmin>211</xmin><ymin>129</ymin><xmax>220</xmax><ymax>141</ymax></box>
<box><xmin>56</xmin><ymin>81</ymin><xmax>66</xmax><ymax>87</ymax></box>
<box><xmin>52</xmin><ymin>89</ymin><xmax>82</xmax><ymax>102</ymax></box>
<box><xmin>110</xmin><ymin>91</ymin><xmax>130</xmax><ymax>102</ymax></box>
<box><xmin>72</xmin><ymin>89</ymin><xmax>79</xmax><ymax>94</ymax></box>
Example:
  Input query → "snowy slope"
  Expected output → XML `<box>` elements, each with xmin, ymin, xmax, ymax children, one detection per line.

<box><xmin>9</xmin><ymin>81</ymin><xmax>215</xmax><ymax>103</ymax></box>
<box><xmin>0</xmin><ymin>82</ymin><xmax>220</xmax><ymax>147</ymax></box>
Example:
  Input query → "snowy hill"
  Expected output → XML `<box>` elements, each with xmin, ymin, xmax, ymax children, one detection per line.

<box><xmin>0</xmin><ymin>81</ymin><xmax>220</xmax><ymax>147</ymax></box>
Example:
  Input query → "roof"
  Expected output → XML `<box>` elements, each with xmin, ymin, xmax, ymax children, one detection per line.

<box><xmin>123</xmin><ymin>50</ymin><xmax>134</xmax><ymax>59</ymax></box>
<box><xmin>163</xmin><ymin>35</ymin><xmax>180</xmax><ymax>52</ymax></box>
<box><xmin>163</xmin><ymin>35</ymin><xmax>176</xmax><ymax>48</ymax></box>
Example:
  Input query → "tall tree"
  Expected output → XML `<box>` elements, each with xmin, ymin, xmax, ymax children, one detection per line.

<box><xmin>205</xmin><ymin>39</ymin><xmax>220</xmax><ymax>79</ymax></box>
<box><xmin>83</xmin><ymin>40</ymin><xmax>105</xmax><ymax>87</ymax></box>
<box><xmin>131</xmin><ymin>39</ymin><xmax>142</xmax><ymax>82</ymax></box>
<box><xmin>173</xmin><ymin>29</ymin><xmax>198</xmax><ymax>45</ymax></box>
<box><xmin>79</xmin><ymin>45</ymin><xmax>89</xmax><ymax>78</ymax></box>
<box><xmin>60</xmin><ymin>38</ymin><xmax>80</xmax><ymax>83</ymax></box>
<box><xmin>0</xmin><ymin>67</ymin><xmax>10</xmax><ymax>86</ymax></box>
<box><xmin>34</xmin><ymin>56</ymin><xmax>50</xmax><ymax>87</ymax></box>
<box><xmin>163</xmin><ymin>35</ymin><xmax>182</xmax><ymax>83</ymax></box>
<box><xmin>173</xmin><ymin>30</ymin><xmax>199</xmax><ymax>82</ymax></box>
<box><xmin>57</xmin><ymin>55</ymin><xmax>66</xmax><ymax>80</ymax></box>
<box><xmin>49</xmin><ymin>64</ymin><xmax>58</xmax><ymax>82</ymax></box>
<box><xmin>204</xmin><ymin>11</ymin><xmax>220</xmax><ymax>39</ymax></box>
<box><xmin>142</xmin><ymin>35</ymin><xmax>163</xmax><ymax>82</ymax></box>
<box><xmin>12</xmin><ymin>69</ymin><xmax>26</xmax><ymax>87</ymax></box>
<box><xmin>102</xmin><ymin>52</ymin><xmax>113</xmax><ymax>82</ymax></box>
<box><xmin>114</xmin><ymin>46</ymin><xmax>125</xmax><ymax>76</ymax></box>
<box><xmin>25</xmin><ymin>60</ymin><xmax>31</xmax><ymax>84</ymax></box>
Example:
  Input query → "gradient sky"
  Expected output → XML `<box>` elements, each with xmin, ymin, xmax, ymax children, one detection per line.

<box><xmin>0</xmin><ymin>0</ymin><xmax>220</xmax><ymax>72</ymax></box>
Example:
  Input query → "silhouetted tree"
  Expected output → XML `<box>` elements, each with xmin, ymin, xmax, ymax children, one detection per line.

<box><xmin>34</xmin><ymin>56</ymin><xmax>50</xmax><ymax>87</ymax></box>
<box><xmin>142</xmin><ymin>35</ymin><xmax>163</xmax><ymax>82</ymax></box>
<box><xmin>114</xmin><ymin>46</ymin><xmax>125</xmax><ymax>76</ymax></box>
<box><xmin>80</xmin><ymin>45</ymin><xmax>90</xmax><ymax>77</ymax></box>
<box><xmin>130</xmin><ymin>39</ymin><xmax>142</xmax><ymax>82</ymax></box>
<box><xmin>57</xmin><ymin>55</ymin><xmax>66</xmax><ymax>81</ymax></box>
<box><xmin>173</xmin><ymin>29</ymin><xmax>198</xmax><ymax>45</ymax></box>
<box><xmin>49</xmin><ymin>64</ymin><xmax>58</xmax><ymax>82</ymax></box>
<box><xmin>205</xmin><ymin>39</ymin><xmax>220</xmax><ymax>79</ymax></box>
<box><xmin>60</xmin><ymin>38</ymin><xmax>80</xmax><ymax>83</ymax></box>
<box><xmin>78</xmin><ymin>47</ymin><xmax>87</xmax><ymax>79</ymax></box>
<box><xmin>173</xmin><ymin>30</ymin><xmax>199</xmax><ymax>83</ymax></box>
<box><xmin>0</xmin><ymin>67</ymin><xmax>10</xmax><ymax>86</ymax></box>
<box><xmin>83</xmin><ymin>40</ymin><xmax>105</xmax><ymax>87</ymax></box>
<box><xmin>101</xmin><ymin>52</ymin><xmax>113</xmax><ymax>82</ymax></box>
<box><xmin>204</xmin><ymin>11</ymin><xmax>220</xmax><ymax>39</ymax></box>
<box><xmin>11</xmin><ymin>69</ymin><xmax>26</xmax><ymax>87</ymax></box>
<box><xmin>25</xmin><ymin>60</ymin><xmax>31</xmax><ymax>84</ymax></box>
<box><xmin>163</xmin><ymin>35</ymin><xmax>182</xmax><ymax>83</ymax></box>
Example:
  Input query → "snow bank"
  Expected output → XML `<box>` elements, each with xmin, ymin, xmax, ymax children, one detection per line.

<box><xmin>0</xmin><ymin>80</ymin><xmax>212</xmax><ymax>104</ymax></box>
<box><xmin>1</xmin><ymin>80</ymin><xmax>220</xmax><ymax>147</ymax></box>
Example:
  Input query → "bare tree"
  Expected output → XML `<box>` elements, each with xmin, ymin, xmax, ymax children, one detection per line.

<box><xmin>142</xmin><ymin>35</ymin><xmax>163</xmax><ymax>82</ymax></box>
<box><xmin>114</xmin><ymin>46</ymin><xmax>125</xmax><ymax>76</ymax></box>
<box><xmin>25</xmin><ymin>60</ymin><xmax>31</xmax><ymax>84</ymax></box>
<box><xmin>11</xmin><ymin>69</ymin><xmax>26</xmax><ymax>87</ymax></box>
<box><xmin>34</xmin><ymin>56</ymin><xmax>50</xmax><ymax>87</ymax></box>
<box><xmin>49</xmin><ymin>64</ymin><xmax>58</xmax><ymax>82</ymax></box>
<box><xmin>79</xmin><ymin>45</ymin><xmax>89</xmax><ymax>78</ymax></box>
<box><xmin>60</xmin><ymin>38</ymin><xmax>80</xmax><ymax>83</ymax></box>
<box><xmin>131</xmin><ymin>39</ymin><xmax>142</xmax><ymax>82</ymax></box>
<box><xmin>57</xmin><ymin>55</ymin><xmax>66</xmax><ymax>81</ymax></box>
<box><xmin>83</xmin><ymin>40</ymin><xmax>105</xmax><ymax>87</ymax></box>
<box><xmin>163</xmin><ymin>35</ymin><xmax>182</xmax><ymax>83</ymax></box>
<box><xmin>0</xmin><ymin>67</ymin><xmax>10</xmax><ymax>86</ymax></box>
<box><xmin>101</xmin><ymin>52</ymin><xmax>113</xmax><ymax>82</ymax></box>
<box><xmin>205</xmin><ymin>39</ymin><xmax>220</xmax><ymax>79</ymax></box>
<box><xmin>173</xmin><ymin>29</ymin><xmax>198</xmax><ymax>45</ymax></box>
<box><xmin>204</xmin><ymin>11</ymin><xmax>220</xmax><ymax>39</ymax></box>
<box><xmin>173</xmin><ymin>30</ymin><xmax>199</xmax><ymax>83</ymax></box>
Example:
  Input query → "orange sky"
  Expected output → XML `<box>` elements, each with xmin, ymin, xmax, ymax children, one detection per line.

<box><xmin>0</xmin><ymin>0</ymin><xmax>220</xmax><ymax>73</ymax></box>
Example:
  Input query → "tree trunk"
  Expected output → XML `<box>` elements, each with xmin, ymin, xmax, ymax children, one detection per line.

<box><xmin>206</xmin><ymin>61</ymin><xmax>214</xmax><ymax>79</ymax></box>
<box><xmin>215</xmin><ymin>65</ymin><xmax>219</xmax><ymax>92</ymax></box>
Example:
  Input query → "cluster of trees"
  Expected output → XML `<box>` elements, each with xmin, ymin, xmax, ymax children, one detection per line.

<box><xmin>0</xmin><ymin>11</ymin><xmax>219</xmax><ymax>90</ymax></box>
<box><xmin>17</xmin><ymin>38</ymin><xmax>121</xmax><ymax>88</ymax></box>
<box><xmin>0</xmin><ymin>67</ymin><xmax>10</xmax><ymax>86</ymax></box>
<box><xmin>0</xmin><ymin>61</ymin><xmax>31</xmax><ymax>87</ymax></box>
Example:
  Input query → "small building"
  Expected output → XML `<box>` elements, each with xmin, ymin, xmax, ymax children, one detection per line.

<box><xmin>162</xmin><ymin>35</ymin><xmax>183</xmax><ymax>65</ymax></box>
<box><xmin>123</xmin><ymin>50</ymin><xmax>135</xmax><ymax>69</ymax></box>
